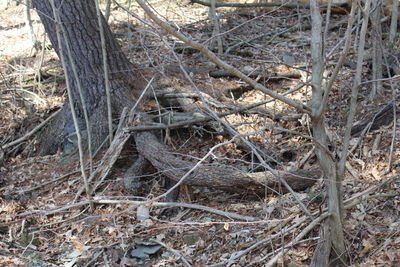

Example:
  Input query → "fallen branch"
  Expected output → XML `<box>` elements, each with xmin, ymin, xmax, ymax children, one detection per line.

<box><xmin>135</xmin><ymin>0</ymin><xmax>310</xmax><ymax>114</ymax></box>
<box><xmin>210</xmin><ymin>214</ymin><xmax>306</xmax><ymax>266</ymax></box>
<box><xmin>74</xmin><ymin>108</ymin><xmax>133</xmax><ymax>201</ymax></box>
<box><xmin>74</xmin><ymin>77</ymin><xmax>153</xmax><ymax>201</ymax></box>
<box><xmin>343</xmin><ymin>174</ymin><xmax>400</xmax><ymax>208</ymax></box>
<box><xmin>5</xmin><ymin>169</ymin><xmax>80</xmax><ymax>196</ymax></box>
<box><xmin>18</xmin><ymin>198</ymin><xmax>259</xmax><ymax>221</ymax></box>
<box><xmin>190</xmin><ymin>0</ymin><xmax>348</xmax><ymax>9</ymax></box>
<box><xmin>1</xmin><ymin>109</ymin><xmax>61</xmax><ymax>151</ymax></box>
<box><xmin>149</xmin><ymin>239</ymin><xmax>192</xmax><ymax>267</ymax></box>
<box><xmin>169</xmin><ymin>58</ymin><xmax>313</xmax><ymax>215</ymax></box>
<box><xmin>208</xmin><ymin>69</ymin><xmax>302</xmax><ymax>79</ymax></box>
<box><xmin>216</xmin><ymin>174</ymin><xmax>400</xmax><ymax>264</ymax></box>
<box><xmin>351</xmin><ymin>100</ymin><xmax>399</xmax><ymax>136</ymax></box>
<box><xmin>125</xmin><ymin>81</ymin><xmax>307</xmax><ymax>133</ymax></box>
<box><xmin>263</xmin><ymin>213</ymin><xmax>329</xmax><ymax>267</ymax></box>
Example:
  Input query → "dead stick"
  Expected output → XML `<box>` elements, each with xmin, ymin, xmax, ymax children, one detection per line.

<box><xmin>17</xmin><ymin>198</ymin><xmax>258</xmax><ymax>221</ymax></box>
<box><xmin>190</xmin><ymin>0</ymin><xmax>347</xmax><ymax>9</ymax></box>
<box><xmin>1</xmin><ymin>110</ymin><xmax>60</xmax><ymax>150</ymax></box>
<box><xmin>5</xmin><ymin>169</ymin><xmax>79</xmax><ymax>195</ymax></box>
<box><xmin>149</xmin><ymin>239</ymin><xmax>192</xmax><ymax>267</ymax></box>
<box><xmin>213</xmin><ymin>175</ymin><xmax>400</xmax><ymax>264</ymax></box>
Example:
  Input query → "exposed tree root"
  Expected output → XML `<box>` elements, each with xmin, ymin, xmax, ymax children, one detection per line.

<box><xmin>134</xmin><ymin>130</ymin><xmax>320</xmax><ymax>196</ymax></box>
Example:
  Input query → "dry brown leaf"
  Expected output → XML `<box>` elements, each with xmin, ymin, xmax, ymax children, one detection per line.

<box><xmin>223</xmin><ymin>222</ymin><xmax>230</xmax><ymax>231</ymax></box>
<box><xmin>359</xmin><ymin>239</ymin><xmax>374</xmax><ymax>257</ymax></box>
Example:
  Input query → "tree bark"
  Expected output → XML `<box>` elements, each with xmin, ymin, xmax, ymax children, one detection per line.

<box><xmin>135</xmin><ymin>130</ymin><xmax>319</xmax><ymax>196</ymax></box>
<box><xmin>31</xmin><ymin>0</ymin><xmax>141</xmax><ymax>155</ymax></box>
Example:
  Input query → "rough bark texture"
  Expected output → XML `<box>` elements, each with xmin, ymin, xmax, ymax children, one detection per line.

<box><xmin>135</xmin><ymin>130</ymin><xmax>320</xmax><ymax>196</ymax></box>
<box><xmin>32</xmin><ymin>0</ymin><xmax>141</xmax><ymax>155</ymax></box>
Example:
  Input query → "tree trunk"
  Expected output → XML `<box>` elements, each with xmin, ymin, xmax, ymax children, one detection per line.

<box><xmin>31</xmin><ymin>0</ymin><xmax>142</xmax><ymax>155</ymax></box>
<box><xmin>309</xmin><ymin>0</ymin><xmax>345</xmax><ymax>265</ymax></box>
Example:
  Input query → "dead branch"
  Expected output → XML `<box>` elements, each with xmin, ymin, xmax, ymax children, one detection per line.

<box><xmin>213</xmin><ymin>173</ymin><xmax>399</xmax><ymax>265</ymax></box>
<box><xmin>1</xmin><ymin>109</ymin><xmax>60</xmax><ymax>151</ymax></box>
<box><xmin>99</xmin><ymin>199</ymin><xmax>258</xmax><ymax>221</ymax></box>
<box><xmin>74</xmin><ymin>78</ymin><xmax>153</xmax><ymax>200</ymax></box>
<box><xmin>209</xmin><ymin>69</ymin><xmax>302</xmax><ymax>79</ymax></box>
<box><xmin>350</xmin><ymin>100</ymin><xmax>399</xmax><ymax>136</ymax></box>
<box><xmin>190</xmin><ymin>0</ymin><xmax>348</xmax><ymax>9</ymax></box>
<box><xmin>264</xmin><ymin>213</ymin><xmax>329</xmax><ymax>267</ymax></box>
<box><xmin>135</xmin><ymin>0</ymin><xmax>311</xmax><ymax>114</ymax></box>
<box><xmin>18</xmin><ymin>198</ymin><xmax>259</xmax><ymax>222</ymax></box>
<box><xmin>5</xmin><ymin>169</ymin><xmax>80</xmax><ymax>196</ymax></box>
<box><xmin>210</xmin><ymin>215</ymin><xmax>305</xmax><ymax>266</ymax></box>
<box><xmin>74</xmin><ymin>107</ymin><xmax>134</xmax><ymax>201</ymax></box>
<box><xmin>149</xmin><ymin>239</ymin><xmax>192</xmax><ymax>267</ymax></box>
<box><xmin>343</xmin><ymin>174</ymin><xmax>400</xmax><ymax>207</ymax></box>
<box><xmin>125</xmin><ymin>100</ymin><xmax>274</xmax><ymax>132</ymax></box>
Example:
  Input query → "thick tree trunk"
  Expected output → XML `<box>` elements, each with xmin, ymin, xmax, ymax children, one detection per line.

<box><xmin>31</xmin><ymin>0</ymin><xmax>141</xmax><ymax>155</ymax></box>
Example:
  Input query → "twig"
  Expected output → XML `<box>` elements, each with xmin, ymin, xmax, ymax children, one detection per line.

<box><xmin>263</xmin><ymin>212</ymin><xmax>329</xmax><ymax>267</ymax></box>
<box><xmin>59</xmin><ymin>14</ymin><xmax>94</xmax><ymax>174</ymax></box>
<box><xmin>132</xmin><ymin>0</ymin><xmax>313</xmax><ymax>214</ymax></box>
<box><xmin>5</xmin><ymin>169</ymin><xmax>80</xmax><ymax>195</ymax></box>
<box><xmin>190</xmin><ymin>0</ymin><xmax>347</xmax><ymax>9</ymax></box>
<box><xmin>73</xmin><ymin>77</ymin><xmax>154</xmax><ymax>201</ymax></box>
<box><xmin>209</xmin><ymin>0</ymin><xmax>223</xmax><ymax>54</ymax></box>
<box><xmin>4</xmin><ymin>134</ymin><xmax>110</xmax><ymax>196</ymax></box>
<box><xmin>83</xmin><ymin>249</ymin><xmax>104</xmax><ymax>267</ymax></box>
<box><xmin>203</xmin><ymin>174</ymin><xmax>400</xmax><ymax>265</ymax></box>
<box><xmin>18</xmin><ymin>198</ymin><xmax>259</xmax><ymax>221</ymax></box>
<box><xmin>39</xmin><ymin>206</ymin><xmax>89</xmax><ymax>229</ymax></box>
<box><xmin>250</xmin><ymin>238</ymin><xmax>321</xmax><ymax>266</ymax></box>
<box><xmin>73</xmin><ymin>108</ymin><xmax>129</xmax><ymax>202</ymax></box>
<box><xmin>225</xmin><ymin>23</ymin><xmax>302</xmax><ymax>55</ymax></box>
<box><xmin>337</xmin><ymin>0</ymin><xmax>371</xmax><ymax>178</ymax></box>
<box><xmin>134</xmin><ymin>0</ymin><xmax>310</xmax><ymax>114</ymax></box>
<box><xmin>9</xmin><ymin>88</ymin><xmax>47</xmax><ymax>104</ymax></box>
<box><xmin>155</xmin><ymin>217</ymin><xmax>291</xmax><ymax>227</ymax></box>
<box><xmin>50</xmin><ymin>0</ymin><xmax>93</xmax><ymax>211</ymax></box>
<box><xmin>126</xmin><ymin>82</ymin><xmax>305</xmax><ymax>133</ymax></box>
<box><xmin>167</xmin><ymin>48</ymin><xmax>312</xmax><ymax>215</ymax></box>
<box><xmin>389</xmin><ymin>0</ymin><xmax>399</xmax><ymax>46</ymax></box>
<box><xmin>343</xmin><ymin>174</ymin><xmax>400</xmax><ymax>207</ymax></box>
<box><xmin>89</xmin><ymin>77</ymin><xmax>155</xmax><ymax>196</ymax></box>
<box><xmin>344</xmin><ymin>193</ymin><xmax>397</xmax><ymax>210</ymax></box>
<box><xmin>210</xmin><ymin>216</ymin><xmax>306</xmax><ymax>266</ymax></box>
<box><xmin>95</xmin><ymin>0</ymin><xmax>113</xmax><ymax>144</ymax></box>
<box><xmin>386</xmin><ymin>99</ymin><xmax>397</xmax><ymax>173</ymax></box>
<box><xmin>316</xmin><ymin>0</ymin><xmax>357</xmax><ymax>118</ymax></box>
<box><xmin>149</xmin><ymin>239</ymin><xmax>191</xmax><ymax>267</ymax></box>
<box><xmin>1</xmin><ymin>109</ymin><xmax>60</xmax><ymax>150</ymax></box>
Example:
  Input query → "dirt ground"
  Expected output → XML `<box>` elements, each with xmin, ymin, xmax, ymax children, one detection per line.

<box><xmin>0</xmin><ymin>1</ymin><xmax>399</xmax><ymax>266</ymax></box>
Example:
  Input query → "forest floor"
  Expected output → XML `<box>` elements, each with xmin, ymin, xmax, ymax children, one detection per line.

<box><xmin>0</xmin><ymin>1</ymin><xmax>399</xmax><ymax>266</ymax></box>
